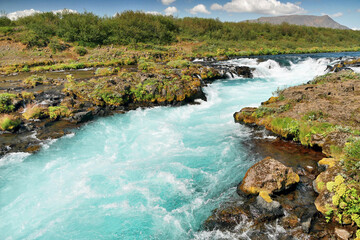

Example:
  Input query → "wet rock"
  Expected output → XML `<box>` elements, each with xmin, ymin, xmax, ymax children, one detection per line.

<box><xmin>238</xmin><ymin>157</ymin><xmax>300</xmax><ymax>196</ymax></box>
<box><xmin>71</xmin><ymin>111</ymin><xmax>93</xmax><ymax>123</ymax></box>
<box><xmin>234</xmin><ymin>107</ymin><xmax>257</xmax><ymax>124</ymax></box>
<box><xmin>334</xmin><ymin>228</ymin><xmax>351</xmax><ymax>240</ymax></box>
<box><xmin>235</xmin><ymin>66</ymin><xmax>253</xmax><ymax>78</ymax></box>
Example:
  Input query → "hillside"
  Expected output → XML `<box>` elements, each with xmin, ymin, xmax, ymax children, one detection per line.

<box><xmin>247</xmin><ymin>15</ymin><xmax>349</xmax><ymax>30</ymax></box>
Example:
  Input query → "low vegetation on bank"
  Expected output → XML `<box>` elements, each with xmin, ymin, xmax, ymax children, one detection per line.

<box><xmin>234</xmin><ymin>70</ymin><xmax>360</xmax><ymax>234</ymax></box>
<box><xmin>1</xmin><ymin>11</ymin><xmax>360</xmax><ymax>74</ymax></box>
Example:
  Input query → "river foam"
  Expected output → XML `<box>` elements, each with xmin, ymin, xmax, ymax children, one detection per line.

<box><xmin>1</xmin><ymin>52</ymin><xmax>360</xmax><ymax>239</ymax></box>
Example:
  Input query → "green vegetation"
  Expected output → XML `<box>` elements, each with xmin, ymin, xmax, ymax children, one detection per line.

<box><xmin>0</xmin><ymin>11</ymin><xmax>359</xmax><ymax>55</ymax></box>
<box><xmin>325</xmin><ymin>175</ymin><xmax>360</xmax><ymax>227</ymax></box>
<box><xmin>0</xmin><ymin>93</ymin><xmax>16</xmax><ymax>113</ymax></box>
<box><xmin>0</xmin><ymin>114</ymin><xmax>21</xmax><ymax>131</ymax></box>
<box><xmin>310</xmin><ymin>71</ymin><xmax>360</xmax><ymax>84</ymax></box>
<box><xmin>75</xmin><ymin>46</ymin><xmax>88</xmax><ymax>56</ymax></box>
<box><xmin>22</xmin><ymin>104</ymin><xmax>47</xmax><ymax>120</ymax></box>
<box><xmin>48</xmin><ymin>106</ymin><xmax>72</xmax><ymax>120</ymax></box>
<box><xmin>23</xmin><ymin>75</ymin><xmax>46</xmax><ymax>87</ymax></box>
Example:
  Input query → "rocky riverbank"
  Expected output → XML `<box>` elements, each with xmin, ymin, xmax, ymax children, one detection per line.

<box><xmin>0</xmin><ymin>59</ymin><xmax>254</xmax><ymax>157</ymax></box>
<box><xmin>221</xmin><ymin>67</ymin><xmax>360</xmax><ymax>239</ymax></box>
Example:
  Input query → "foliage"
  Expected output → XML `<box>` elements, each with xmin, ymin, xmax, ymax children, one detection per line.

<box><xmin>167</xmin><ymin>60</ymin><xmax>192</xmax><ymax>68</ymax></box>
<box><xmin>75</xmin><ymin>46</ymin><xmax>88</xmax><ymax>56</ymax></box>
<box><xmin>23</xmin><ymin>75</ymin><xmax>45</xmax><ymax>87</ymax></box>
<box><xmin>0</xmin><ymin>114</ymin><xmax>21</xmax><ymax>131</ymax></box>
<box><xmin>95</xmin><ymin>67</ymin><xmax>118</xmax><ymax>76</ymax></box>
<box><xmin>0</xmin><ymin>93</ymin><xmax>16</xmax><ymax>113</ymax></box>
<box><xmin>48</xmin><ymin>106</ymin><xmax>72</xmax><ymax>119</ymax></box>
<box><xmin>4</xmin><ymin>10</ymin><xmax>359</xmax><ymax>55</ymax></box>
<box><xmin>49</xmin><ymin>38</ymin><xmax>69</xmax><ymax>53</ymax></box>
<box><xmin>271</xmin><ymin>117</ymin><xmax>300</xmax><ymax>138</ymax></box>
<box><xmin>21</xmin><ymin>91</ymin><xmax>35</xmax><ymax>101</ymax></box>
<box><xmin>137</xmin><ymin>59</ymin><xmax>156</xmax><ymax>72</ymax></box>
<box><xmin>23</xmin><ymin>104</ymin><xmax>47</xmax><ymax>120</ymax></box>
<box><xmin>326</xmin><ymin>175</ymin><xmax>360</xmax><ymax>227</ymax></box>
<box><xmin>343</xmin><ymin>138</ymin><xmax>360</xmax><ymax>177</ymax></box>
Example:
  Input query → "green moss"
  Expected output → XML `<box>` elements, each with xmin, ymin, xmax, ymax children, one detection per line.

<box><xmin>166</xmin><ymin>60</ymin><xmax>191</xmax><ymax>68</ymax></box>
<box><xmin>48</xmin><ymin>106</ymin><xmax>72</xmax><ymax>120</ymax></box>
<box><xmin>271</xmin><ymin>117</ymin><xmax>300</xmax><ymax>138</ymax></box>
<box><xmin>0</xmin><ymin>115</ymin><xmax>21</xmax><ymax>131</ymax></box>
<box><xmin>0</xmin><ymin>93</ymin><xmax>17</xmax><ymax>113</ymax></box>
<box><xmin>23</xmin><ymin>75</ymin><xmax>46</xmax><ymax>87</ymax></box>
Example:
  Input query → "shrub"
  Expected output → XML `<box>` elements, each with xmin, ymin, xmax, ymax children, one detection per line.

<box><xmin>166</xmin><ymin>60</ymin><xmax>192</xmax><ymax>68</ymax></box>
<box><xmin>0</xmin><ymin>114</ymin><xmax>21</xmax><ymax>131</ymax></box>
<box><xmin>325</xmin><ymin>175</ymin><xmax>360</xmax><ymax>227</ymax></box>
<box><xmin>48</xmin><ymin>106</ymin><xmax>72</xmax><ymax>120</ymax></box>
<box><xmin>22</xmin><ymin>104</ymin><xmax>48</xmax><ymax>120</ymax></box>
<box><xmin>0</xmin><ymin>93</ymin><xmax>17</xmax><ymax>113</ymax></box>
<box><xmin>137</xmin><ymin>59</ymin><xmax>156</xmax><ymax>72</ymax></box>
<box><xmin>23</xmin><ymin>75</ymin><xmax>46</xmax><ymax>87</ymax></box>
<box><xmin>95</xmin><ymin>67</ymin><xmax>117</xmax><ymax>76</ymax></box>
<box><xmin>21</xmin><ymin>91</ymin><xmax>35</xmax><ymax>101</ymax></box>
<box><xmin>343</xmin><ymin>138</ymin><xmax>360</xmax><ymax>177</ymax></box>
<box><xmin>75</xmin><ymin>46</ymin><xmax>88</xmax><ymax>56</ymax></box>
<box><xmin>49</xmin><ymin>38</ymin><xmax>69</xmax><ymax>53</ymax></box>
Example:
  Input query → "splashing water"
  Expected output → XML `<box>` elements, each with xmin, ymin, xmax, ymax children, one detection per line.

<box><xmin>1</xmin><ymin>53</ymin><xmax>360</xmax><ymax>240</ymax></box>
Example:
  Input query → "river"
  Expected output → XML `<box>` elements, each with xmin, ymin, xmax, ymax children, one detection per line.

<box><xmin>1</xmin><ymin>52</ymin><xmax>360</xmax><ymax>239</ymax></box>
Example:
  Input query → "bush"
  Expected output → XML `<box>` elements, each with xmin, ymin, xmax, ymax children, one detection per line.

<box><xmin>75</xmin><ymin>46</ymin><xmax>88</xmax><ymax>56</ymax></box>
<box><xmin>22</xmin><ymin>104</ymin><xmax>47</xmax><ymax>120</ymax></box>
<box><xmin>49</xmin><ymin>38</ymin><xmax>69</xmax><ymax>53</ymax></box>
<box><xmin>166</xmin><ymin>60</ymin><xmax>192</xmax><ymax>68</ymax></box>
<box><xmin>0</xmin><ymin>93</ymin><xmax>17</xmax><ymax>113</ymax></box>
<box><xmin>48</xmin><ymin>106</ymin><xmax>72</xmax><ymax>119</ymax></box>
<box><xmin>23</xmin><ymin>75</ymin><xmax>45</xmax><ymax>87</ymax></box>
<box><xmin>0</xmin><ymin>114</ymin><xmax>21</xmax><ymax>131</ymax></box>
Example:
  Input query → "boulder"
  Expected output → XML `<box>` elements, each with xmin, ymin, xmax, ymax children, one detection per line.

<box><xmin>334</xmin><ymin>228</ymin><xmax>352</xmax><ymax>240</ymax></box>
<box><xmin>233</xmin><ymin>107</ymin><xmax>257</xmax><ymax>124</ymax></box>
<box><xmin>71</xmin><ymin>111</ymin><xmax>93</xmax><ymax>124</ymax></box>
<box><xmin>238</xmin><ymin>157</ymin><xmax>300</xmax><ymax>196</ymax></box>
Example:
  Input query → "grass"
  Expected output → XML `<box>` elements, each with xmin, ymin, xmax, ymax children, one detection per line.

<box><xmin>0</xmin><ymin>114</ymin><xmax>21</xmax><ymax>131</ymax></box>
<box><xmin>22</xmin><ymin>104</ymin><xmax>47</xmax><ymax>120</ymax></box>
<box><xmin>0</xmin><ymin>93</ymin><xmax>17</xmax><ymax>113</ymax></box>
<box><xmin>23</xmin><ymin>75</ymin><xmax>46</xmax><ymax>87</ymax></box>
<box><xmin>48</xmin><ymin>106</ymin><xmax>72</xmax><ymax>120</ymax></box>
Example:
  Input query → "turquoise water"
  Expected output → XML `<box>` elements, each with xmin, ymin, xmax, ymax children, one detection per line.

<box><xmin>0</xmin><ymin>53</ymin><xmax>359</xmax><ymax>239</ymax></box>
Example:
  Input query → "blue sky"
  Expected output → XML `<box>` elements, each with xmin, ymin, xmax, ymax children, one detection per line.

<box><xmin>1</xmin><ymin>0</ymin><xmax>360</xmax><ymax>29</ymax></box>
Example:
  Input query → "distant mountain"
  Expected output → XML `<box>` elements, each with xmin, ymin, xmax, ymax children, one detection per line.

<box><xmin>247</xmin><ymin>15</ymin><xmax>349</xmax><ymax>30</ymax></box>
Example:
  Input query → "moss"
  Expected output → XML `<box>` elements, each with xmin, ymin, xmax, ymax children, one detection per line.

<box><xmin>166</xmin><ymin>60</ymin><xmax>192</xmax><ymax>68</ymax></box>
<box><xmin>23</xmin><ymin>75</ymin><xmax>46</xmax><ymax>87</ymax></box>
<box><xmin>259</xmin><ymin>191</ymin><xmax>273</xmax><ymax>203</ymax></box>
<box><xmin>48</xmin><ymin>106</ymin><xmax>72</xmax><ymax>120</ymax></box>
<box><xmin>0</xmin><ymin>93</ymin><xmax>17</xmax><ymax>113</ymax></box>
<box><xmin>23</xmin><ymin>104</ymin><xmax>48</xmax><ymax>120</ymax></box>
<box><xmin>0</xmin><ymin>114</ymin><xmax>21</xmax><ymax>131</ymax></box>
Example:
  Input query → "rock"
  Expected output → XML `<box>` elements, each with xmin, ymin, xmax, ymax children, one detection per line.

<box><xmin>334</xmin><ymin>228</ymin><xmax>352</xmax><ymax>240</ymax></box>
<box><xmin>238</xmin><ymin>157</ymin><xmax>300</xmax><ymax>196</ymax></box>
<box><xmin>255</xmin><ymin>194</ymin><xmax>283</xmax><ymax>216</ymax></box>
<box><xmin>281</xmin><ymin>214</ymin><xmax>300</xmax><ymax>229</ymax></box>
<box><xmin>314</xmin><ymin>165</ymin><xmax>342</xmax><ymax>214</ymax></box>
<box><xmin>71</xmin><ymin>111</ymin><xmax>93</xmax><ymax>123</ymax></box>
<box><xmin>233</xmin><ymin>107</ymin><xmax>257</xmax><ymax>123</ymax></box>
<box><xmin>235</xmin><ymin>66</ymin><xmax>253</xmax><ymax>78</ymax></box>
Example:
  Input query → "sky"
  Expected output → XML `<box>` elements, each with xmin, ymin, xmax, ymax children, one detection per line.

<box><xmin>1</xmin><ymin>0</ymin><xmax>360</xmax><ymax>29</ymax></box>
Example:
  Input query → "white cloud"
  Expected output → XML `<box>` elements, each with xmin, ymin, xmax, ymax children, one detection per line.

<box><xmin>146</xmin><ymin>11</ymin><xmax>162</xmax><ymax>15</ymax></box>
<box><xmin>7</xmin><ymin>9</ymin><xmax>41</xmax><ymax>20</ymax></box>
<box><xmin>6</xmin><ymin>8</ymin><xmax>78</xmax><ymax>20</ymax></box>
<box><xmin>211</xmin><ymin>3</ymin><xmax>223</xmax><ymax>11</ymax></box>
<box><xmin>161</xmin><ymin>0</ymin><xmax>176</xmax><ymax>5</ymax></box>
<box><xmin>214</xmin><ymin>0</ymin><xmax>306</xmax><ymax>15</ymax></box>
<box><xmin>164</xmin><ymin>6</ymin><xmax>178</xmax><ymax>16</ymax></box>
<box><xmin>352</xmin><ymin>27</ymin><xmax>360</xmax><ymax>31</ymax></box>
<box><xmin>321</xmin><ymin>12</ymin><xmax>343</xmax><ymax>18</ymax></box>
<box><xmin>52</xmin><ymin>9</ymin><xmax>78</xmax><ymax>15</ymax></box>
<box><xmin>190</xmin><ymin>4</ymin><xmax>211</xmax><ymax>15</ymax></box>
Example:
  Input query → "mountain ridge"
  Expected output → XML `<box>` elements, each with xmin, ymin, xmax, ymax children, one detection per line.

<box><xmin>246</xmin><ymin>15</ymin><xmax>349</xmax><ymax>30</ymax></box>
